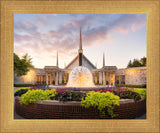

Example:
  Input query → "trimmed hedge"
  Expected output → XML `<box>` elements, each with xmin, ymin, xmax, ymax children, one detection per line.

<box><xmin>14</xmin><ymin>84</ymin><xmax>35</xmax><ymax>87</ymax></box>
<box><xmin>116</xmin><ymin>84</ymin><xmax>146</xmax><ymax>88</ymax></box>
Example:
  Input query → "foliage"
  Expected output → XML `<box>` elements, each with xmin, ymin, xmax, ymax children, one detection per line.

<box><xmin>116</xmin><ymin>84</ymin><xmax>146</xmax><ymax>88</ymax></box>
<box><xmin>81</xmin><ymin>91</ymin><xmax>119</xmax><ymax>118</ymax></box>
<box><xmin>14</xmin><ymin>88</ymin><xmax>29</xmax><ymax>96</ymax></box>
<box><xmin>20</xmin><ymin>89</ymin><xmax>57</xmax><ymax>105</ymax></box>
<box><xmin>113</xmin><ymin>90</ymin><xmax>141</xmax><ymax>101</ymax></box>
<box><xmin>127</xmin><ymin>57</ymin><xmax>146</xmax><ymax>68</ymax></box>
<box><xmin>14</xmin><ymin>84</ymin><xmax>35</xmax><ymax>87</ymax></box>
<box><xmin>22</xmin><ymin>53</ymin><xmax>34</xmax><ymax>68</ymax></box>
<box><xmin>94</xmin><ymin>88</ymin><xmax>129</xmax><ymax>93</ymax></box>
<box><xmin>52</xmin><ymin>80</ymin><xmax>55</xmax><ymax>85</ymax></box>
<box><xmin>51</xmin><ymin>90</ymin><xmax>86</xmax><ymax>101</ymax></box>
<box><xmin>129</xmin><ymin>88</ymin><xmax>146</xmax><ymax>99</ymax></box>
<box><xmin>140</xmin><ymin>56</ymin><xmax>146</xmax><ymax>66</ymax></box>
<box><xmin>30</xmin><ymin>84</ymin><xmax>49</xmax><ymax>90</ymax></box>
<box><xmin>14</xmin><ymin>53</ymin><xmax>34</xmax><ymax>76</ymax></box>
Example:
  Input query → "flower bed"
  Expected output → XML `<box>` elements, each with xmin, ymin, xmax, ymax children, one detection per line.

<box><xmin>15</xmin><ymin>97</ymin><xmax>146</xmax><ymax>119</ymax></box>
<box><xmin>14</xmin><ymin>86</ymin><xmax>146</xmax><ymax>119</ymax></box>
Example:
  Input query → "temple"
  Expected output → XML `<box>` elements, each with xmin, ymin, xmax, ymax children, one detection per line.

<box><xmin>14</xmin><ymin>29</ymin><xmax>146</xmax><ymax>86</ymax></box>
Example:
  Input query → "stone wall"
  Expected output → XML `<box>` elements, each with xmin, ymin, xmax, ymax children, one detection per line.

<box><xmin>115</xmin><ymin>67</ymin><xmax>146</xmax><ymax>85</ymax></box>
<box><xmin>125</xmin><ymin>67</ymin><xmax>146</xmax><ymax>85</ymax></box>
<box><xmin>14</xmin><ymin>68</ymin><xmax>45</xmax><ymax>84</ymax></box>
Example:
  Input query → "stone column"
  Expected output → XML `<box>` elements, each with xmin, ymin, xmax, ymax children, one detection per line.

<box><xmin>113</xmin><ymin>73</ymin><xmax>115</xmax><ymax>86</ymax></box>
<box><xmin>103</xmin><ymin>72</ymin><xmax>106</xmax><ymax>86</ymax></box>
<box><xmin>55</xmin><ymin>72</ymin><xmax>58</xmax><ymax>85</ymax></box>
<box><xmin>46</xmin><ymin>73</ymin><xmax>48</xmax><ymax>85</ymax></box>
<box><xmin>59</xmin><ymin>72</ymin><xmax>62</xmax><ymax>84</ymax></box>
<box><xmin>99</xmin><ymin>72</ymin><xmax>102</xmax><ymax>84</ymax></box>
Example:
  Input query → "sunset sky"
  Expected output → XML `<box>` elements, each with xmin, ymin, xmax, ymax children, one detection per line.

<box><xmin>14</xmin><ymin>14</ymin><xmax>146</xmax><ymax>69</ymax></box>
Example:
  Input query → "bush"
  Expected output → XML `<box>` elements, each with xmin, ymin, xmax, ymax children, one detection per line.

<box><xmin>129</xmin><ymin>88</ymin><xmax>146</xmax><ymax>99</ymax></box>
<box><xmin>52</xmin><ymin>80</ymin><xmax>55</xmax><ymax>85</ymax></box>
<box><xmin>14</xmin><ymin>84</ymin><xmax>34</xmax><ymax>87</ymax></box>
<box><xmin>20</xmin><ymin>89</ymin><xmax>57</xmax><ymax>105</ymax></box>
<box><xmin>51</xmin><ymin>90</ymin><xmax>86</xmax><ymax>101</ymax></box>
<box><xmin>14</xmin><ymin>88</ymin><xmax>29</xmax><ymax>96</ymax></box>
<box><xmin>81</xmin><ymin>91</ymin><xmax>120</xmax><ymax>118</ymax></box>
<box><xmin>116</xmin><ymin>84</ymin><xmax>146</xmax><ymax>88</ymax></box>
<box><xmin>113</xmin><ymin>90</ymin><xmax>141</xmax><ymax>101</ymax></box>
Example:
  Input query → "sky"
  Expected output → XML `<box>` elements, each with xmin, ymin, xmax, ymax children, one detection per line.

<box><xmin>14</xmin><ymin>14</ymin><xmax>146</xmax><ymax>69</ymax></box>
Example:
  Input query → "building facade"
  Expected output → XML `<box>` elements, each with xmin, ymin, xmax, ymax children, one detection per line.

<box><xmin>14</xmin><ymin>29</ymin><xmax>146</xmax><ymax>86</ymax></box>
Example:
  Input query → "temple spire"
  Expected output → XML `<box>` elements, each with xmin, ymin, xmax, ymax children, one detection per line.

<box><xmin>103</xmin><ymin>52</ymin><xmax>105</xmax><ymax>67</ymax></box>
<box><xmin>56</xmin><ymin>51</ymin><xmax>59</xmax><ymax>67</ymax></box>
<box><xmin>79</xmin><ymin>27</ymin><xmax>82</xmax><ymax>50</ymax></box>
<box><xmin>78</xmin><ymin>27</ymin><xmax>83</xmax><ymax>66</ymax></box>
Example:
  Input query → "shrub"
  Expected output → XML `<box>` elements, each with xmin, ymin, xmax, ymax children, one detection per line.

<box><xmin>113</xmin><ymin>90</ymin><xmax>141</xmax><ymax>101</ymax></box>
<box><xmin>129</xmin><ymin>88</ymin><xmax>146</xmax><ymax>99</ymax></box>
<box><xmin>81</xmin><ymin>91</ymin><xmax>119</xmax><ymax>118</ymax></box>
<box><xmin>51</xmin><ymin>90</ymin><xmax>86</xmax><ymax>101</ymax></box>
<box><xmin>20</xmin><ymin>89</ymin><xmax>57</xmax><ymax>105</ymax></box>
<box><xmin>52</xmin><ymin>80</ymin><xmax>55</xmax><ymax>85</ymax></box>
<box><xmin>14</xmin><ymin>88</ymin><xmax>29</xmax><ymax>96</ymax></box>
<box><xmin>116</xmin><ymin>84</ymin><xmax>146</xmax><ymax>88</ymax></box>
<box><xmin>14</xmin><ymin>84</ymin><xmax>34</xmax><ymax>87</ymax></box>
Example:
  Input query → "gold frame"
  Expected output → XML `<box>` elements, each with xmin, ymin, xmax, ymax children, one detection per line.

<box><xmin>0</xmin><ymin>0</ymin><xmax>159</xmax><ymax>132</ymax></box>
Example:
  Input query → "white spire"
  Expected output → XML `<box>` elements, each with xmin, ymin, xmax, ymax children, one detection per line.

<box><xmin>79</xmin><ymin>27</ymin><xmax>82</xmax><ymax>50</ymax></box>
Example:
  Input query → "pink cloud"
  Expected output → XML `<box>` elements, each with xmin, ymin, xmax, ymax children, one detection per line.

<box><xmin>115</xmin><ymin>27</ymin><xmax>130</xmax><ymax>34</ymax></box>
<box><xmin>131</xmin><ymin>21</ymin><xmax>146</xmax><ymax>32</ymax></box>
<box><xmin>37</xmin><ymin>20</ymin><xmax>45</xmax><ymax>26</ymax></box>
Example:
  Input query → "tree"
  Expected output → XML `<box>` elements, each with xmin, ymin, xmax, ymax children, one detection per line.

<box><xmin>132</xmin><ymin>59</ymin><xmax>142</xmax><ymax>67</ymax></box>
<box><xmin>127</xmin><ymin>60</ymin><xmax>132</xmax><ymax>68</ymax></box>
<box><xmin>127</xmin><ymin>57</ymin><xmax>146</xmax><ymax>68</ymax></box>
<box><xmin>22</xmin><ymin>53</ymin><xmax>34</xmax><ymax>68</ymax></box>
<box><xmin>140</xmin><ymin>56</ymin><xmax>146</xmax><ymax>66</ymax></box>
<box><xmin>14</xmin><ymin>53</ymin><xmax>34</xmax><ymax>76</ymax></box>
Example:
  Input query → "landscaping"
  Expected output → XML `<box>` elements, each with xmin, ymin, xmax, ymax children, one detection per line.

<box><xmin>14</xmin><ymin>85</ymin><xmax>146</xmax><ymax>119</ymax></box>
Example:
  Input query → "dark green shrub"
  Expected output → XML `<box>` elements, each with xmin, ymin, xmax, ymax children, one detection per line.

<box><xmin>14</xmin><ymin>84</ymin><xmax>34</xmax><ymax>87</ymax></box>
<box><xmin>113</xmin><ymin>90</ymin><xmax>141</xmax><ymax>101</ymax></box>
<box><xmin>52</xmin><ymin>80</ymin><xmax>55</xmax><ymax>85</ymax></box>
<box><xmin>116</xmin><ymin>84</ymin><xmax>146</xmax><ymax>88</ymax></box>
<box><xmin>51</xmin><ymin>91</ymin><xmax>86</xmax><ymax>101</ymax></box>
<box><xmin>106</xmin><ymin>81</ymin><xmax>109</xmax><ymax>85</ymax></box>
<box><xmin>14</xmin><ymin>88</ymin><xmax>29</xmax><ymax>96</ymax></box>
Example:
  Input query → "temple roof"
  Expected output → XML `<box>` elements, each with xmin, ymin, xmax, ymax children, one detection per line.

<box><xmin>65</xmin><ymin>54</ymin><xmax>96</xmax><ymax>69</ymax></box>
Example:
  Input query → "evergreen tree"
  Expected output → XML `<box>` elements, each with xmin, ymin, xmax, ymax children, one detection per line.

<box><xmin>140</xmin><ymin>56</ymin><xmax>146</xmax><ymax>66</ymax></box>
<box><xmin>127</xmin><ymin>60</ymin><xmax>132</xmax><ymax>68</ymax></box>
<box><xmin>127</xmin><ymin>57</ymin><xmax>146</xmax><ymax>68</ymax></box>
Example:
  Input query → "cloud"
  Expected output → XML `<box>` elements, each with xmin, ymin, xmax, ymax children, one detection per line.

<box><xmin>14</xmin><ymin>14</ymin><xmax>146</xmax><ymax>68</ymax></box>
<box><xmin>131</xmin><ymin>21</ymin><xmax>146</xmax><ymax>32</ymax></box>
